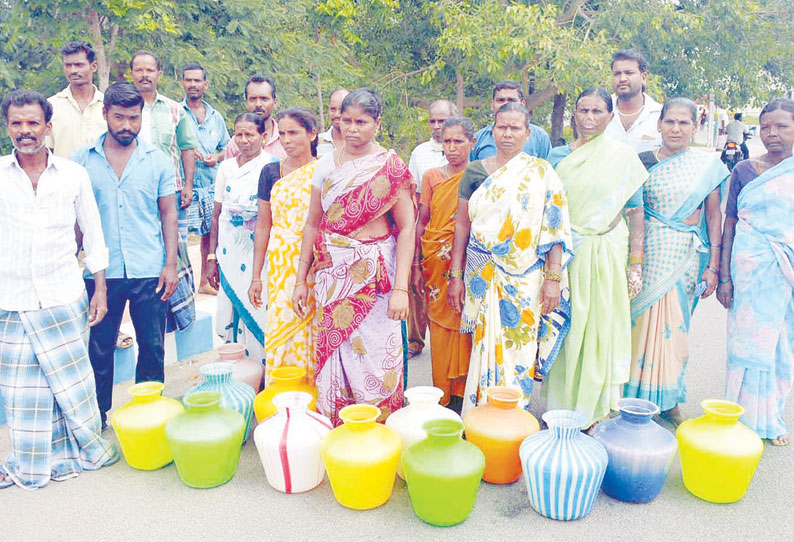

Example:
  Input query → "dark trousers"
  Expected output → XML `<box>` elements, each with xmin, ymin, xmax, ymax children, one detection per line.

<box><xmin>85</xmin><ymin>277</ymin><xmax>167</xmax><ymax>421</ymax></box>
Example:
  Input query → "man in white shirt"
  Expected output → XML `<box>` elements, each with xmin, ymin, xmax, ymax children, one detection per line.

<box><xmin>0</xmin><ymin>90</ymin><xmax>118</xmax><ymax>490</ymax></box>
<box><xmin>317</xmin><ymin>88</ymin><xmax>350</xmax><ymax>156</ymax></box>
<box><xmin>605</xmin><ymin>49</ymin><xmax>663</xmax><ymax>153</ymax></box>
<box><xmin>405</xmin><ymin>99</ymin><xmax>456</xmax><ymax>357</ymax></box>
<box><xmin>408</xmin><ymin>100</ymin><xmax>456</xmax><ymax>193</ymax></box>
<box><xmin>46</xmin><ymin>40</ymin><xmax>106</xmax><ymax>158</ymax></box>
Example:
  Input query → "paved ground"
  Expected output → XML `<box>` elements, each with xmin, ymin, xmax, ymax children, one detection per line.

<box><xmin>3</xmin><ymin>138</ymin><xmax>792</xmax><ymax>541</ymax></box>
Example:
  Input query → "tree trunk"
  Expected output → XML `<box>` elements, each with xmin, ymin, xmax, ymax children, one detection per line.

<box><xmin>455</xmin><ymin>66</ymin><xmax>465</xmax><ymax>114</ymax></box>
<box><xmin>314</xmin><ymin>28</ymin><xmax>325</xmax><ymax>132</ymax></box>
<box><xmin>87</xmin><ymin>10</ymin><xmax>118</xmax><ymax>90</ymax></box>
<box><xmin>551</xmin><ymin>91</ymin><xmax>566</xmax><ymax>145</ymax></box>
<box><xmin>316</xmin><ymin>72</ymin><xmax>325</xmax><ymax>132</ymax></box>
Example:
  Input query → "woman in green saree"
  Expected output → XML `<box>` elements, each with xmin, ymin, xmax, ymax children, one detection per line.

<box><xmin>544</xmin><ymin>87</ymin><xmax>648</xmax><ymax>428</ymax></box>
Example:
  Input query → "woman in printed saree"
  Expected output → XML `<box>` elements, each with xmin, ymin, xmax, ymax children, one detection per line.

<box><xmin>412</xmin><ymin>116</ymin><xmax>477</xmax><ymax>412</ymax></box>
<box><xmin>292</xmin><ymin>89</ymin><xmax>416</xmax><ymax>426</ymax></box>
<box><xmin>625</xmin><ymin>98</ymin><xmax>728</xmax><ymax>425</ymax></box>
<box><xmin>717</xmin><ymin>98</ymin><xmax>794</xmax><ymax>446</ymax></box>
<box><xmin>544</xmin><ymin>88</ymin><xmax>648</xmax><ymax>428</ymax></box>
<box><xmin>249</xmin><ymin>107</ymin><xmax>319</xmax><ymax>383</ymax></box>
<box><xmin>208</xmin><ymin>113</ymin><xmax>276</xmax><ymax>365</ymax></box>
<box><xmin>447</xmin><ymin>103</ymin><xmax>574</xmax><ymax>414</ymax></box>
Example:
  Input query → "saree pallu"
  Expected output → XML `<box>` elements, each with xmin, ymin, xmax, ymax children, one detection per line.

<box><xmin>460</xmin><ymin>153</ymin><xmax>574</xmax><ymax>414</ymax></box>
<box><xmin>265</xmin><ymin>160</ymin><xmax>318</xmax><ymax>382</ymax></box>
<box><xmin>726</xmin><ymin>156</ymin><xmax>794</xmax><ymax>439</ymax></box>
<box><xmin>544</xmin><ymin>134</ymin><xmax>648</xmax><ymax>426</ymax></box>
<box><xmin>0</xmin><ymin>293</ymin><xmax>119</xmax><ymax>490</ymax></box>
<box><xmin>626</xmin><ymin>150</ymin><xmax>728</xmax><ymax>411</ymax></box>
<box><xmin>421</xmin><ymin>169</ymin><xmax>470</xmax><ymax>404</ymax></box>
<box><xmin>313</xmin><ymin>150</ymin><xmax>414</xmax><ymax>426</ymax></box>
<box><xmin>216</xmin><ymin>153</ymin><xmax>276</xmax><ymax>365</ymax></box>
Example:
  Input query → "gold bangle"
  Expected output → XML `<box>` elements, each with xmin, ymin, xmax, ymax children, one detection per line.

<box><xmin>629</xmin><ymin>255</ymin><xmax>644</xmax><ymax>265</ymax></box>
<box><xmin>449</xmin><ymin>268</ymin><xmax>464</xmax><ymax>279</ymax></box>
<box><xmin>543</xmin><ymin>269</ymin><xmax>562</xmax><ymax>281</ymax></box>
<box><xmin>295</xmin><ymin>281</ymin><xmax>306</xmax><ymax>287</ymax></box>
<box><xmin>392</xmin><ymin>287</ymin><xmax>409</xmax><ymax>293</ymax></box>
<box><xmin>206</xmin><ymin>254</ymin><xmax>217</xmax><ymax>262</ymax></box>
<box><xmin>251</xmin><ymin>279</ymin><xmax>261</xmax><ymax>283</ymax></box>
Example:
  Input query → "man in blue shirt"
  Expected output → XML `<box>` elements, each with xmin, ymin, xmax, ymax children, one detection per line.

<box><xmin>470</xmin><ymin>80</ymin><xmax>552</xmax><ymax>161</ymax></box>
<box><xmin>180</xmin><ymin>63</ymin><xmax>230</xmax><ymax>294</ymax></box>
<box><xmin>71</xmin><ymin>82</ymin><xmax>178</xmax><ymax>428</ymax></box>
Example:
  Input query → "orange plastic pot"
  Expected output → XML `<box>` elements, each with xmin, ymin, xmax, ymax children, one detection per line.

<box><xmin>463</xmin><ymin>386</ymin><xmax>539</xmax><ymax>484</ymax></box>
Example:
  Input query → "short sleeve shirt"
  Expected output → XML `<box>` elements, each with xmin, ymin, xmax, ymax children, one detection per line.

<box><xmin>71</xmin><ymin>134</ymin><xmax>175</xmax><ymax>279</ymax></box>
<box><xmin>46</xmin><ymin>86</ymin><xmax>106</xmax><ymax>158</ymax></box>
<box><xmin>257</xmin><ymin>162</ymin><xmax>282</xmax><ymax>201</ymax></box>
<box><xmin>181</xmin><ymin>99</ymin><xmax>231</xmax><ymax>189</ymax></box>
<box><xmin>458</xmin><ymin>161</ymin><xmax>489</xmax><ymax>200</ymax></box>
<box><xmin>141</xmin><ymin>93</ymin><xmax>199</xmax><ymax>191</ymax></box>
<box><xmin>725</xmin><ymin>159</ymin><xmax>759</xmax><ymax>218</ymax></box>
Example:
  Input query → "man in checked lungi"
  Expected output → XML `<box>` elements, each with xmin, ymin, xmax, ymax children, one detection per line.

<box><xmin>0</xmin><ymin>90</ymin><xmax>119</xmax><ymax>490</ymax></box>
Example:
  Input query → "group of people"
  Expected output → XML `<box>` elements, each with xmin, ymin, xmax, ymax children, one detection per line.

<box><xmin>1</xmin><ymin>41</ymin><xmax>792</xmax><ymax>491</ymax></box>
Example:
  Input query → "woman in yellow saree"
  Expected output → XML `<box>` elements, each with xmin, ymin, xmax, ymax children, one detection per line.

<box><xmin>544</xmin><ymin>87</ymin><xmax>649</xmax><ymax>428</ymax></box>
<box><xmin>249</xmin><ymin>107</ymin><xmax>319</xmax><ymax>382</ymax></box>
<box><xmin>413</xmin><ymin>117</ymin><xmax>477</xmax><ymax>412</ymax></box>
<box><xmin>448</xmin><ymin>103</ymin><xmax>574</xmax><ymax>414</ymax></box>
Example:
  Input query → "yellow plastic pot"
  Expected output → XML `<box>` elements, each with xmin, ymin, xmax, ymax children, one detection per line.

<box><xmin>321</xmin><ymin>404</ymin><xmax>401</xmax><ymax>510</ymax></box>
<box><xmin>111</xmin><ymin>382</ymin><xmax>185</xmax><ymax>470</ymax></box>
<box><xmin>677</xmin><ymin>399</ymin><xmax>764</xmax><ymax>503</ymax></box>
<box><xmin>254</xmin><ymin>366</ymin><xmax>317</xmax><ymax>423</ymax></box>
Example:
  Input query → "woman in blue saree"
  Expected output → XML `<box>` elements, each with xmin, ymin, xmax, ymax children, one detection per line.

<box><xmin>624</xmin><ymin>98</ymin><xmax>728</xmax><ymax>425</ymax></box>
<box><xmin>718</xmin><ymin>98</ymin><xmax>794</xmax><ymax>445</ymax></box>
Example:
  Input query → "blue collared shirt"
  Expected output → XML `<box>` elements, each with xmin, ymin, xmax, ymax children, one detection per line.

<box><xmin>71</xmin><ymin>134</ymin><xmax>175</xmax><ymax>279</ymax></box>
<box><xmin>181</xmin><ymin>99</ymin><xmax>230</xmax><ymax>189</ymax></box>
<box><xmin>470</xmin><ymin>122</ymin><xmax>552</xmax><ymax>161</ymax></box>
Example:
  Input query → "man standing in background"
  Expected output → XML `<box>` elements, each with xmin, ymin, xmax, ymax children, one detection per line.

<box><xmin>317</xmin><ymin>88</ymin><xmax>350</xmax><ymax>156</ymax></box>
<box><xmin>470</xmin><ymin>80</ymin><xmax>552</xmax><ymax>161</ymax></box>
<box><xmin>180</xmin><ymin>63</ymin><xmax>230</xmax><ymax>295</ymax></box>
<box><xmin>406</xmin><ymin>99</ymin><xmax>457</xmax><ymax>358</ymax></box>
<box><xmin>605</xmin><ymin>49</ymin><xmax>662</xmax><ymax>153</ymax></box>
<box><xmin>46</xmin><ymin>40</ymin><xmax>106</xmax><ymax>158</ymax></box>
<box><xmin>225</xmin><ymin>74</ymin><xmax>286</xmax><ymax>159</ymax></box>
<box><xmin>130</xmin><ymin>50</ymin><xmax>198</xmax><ymax>332</ymax></box>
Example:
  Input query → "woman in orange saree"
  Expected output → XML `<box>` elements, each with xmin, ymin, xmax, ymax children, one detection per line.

<box><xmin>413</xmin><ymin>117</ymin><xmax>476</xmax><ymax>412</ymax></box>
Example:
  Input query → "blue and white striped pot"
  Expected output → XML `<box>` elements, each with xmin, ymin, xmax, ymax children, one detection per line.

<box><xmin>519</xmin><ymin>409</ymin><xmax>607</xmax><ymax>521</ymax></box>
<box><xmin>185</xmin><ymin>362</ymin><xmax>256</xmax><ymax>442</ymax></box>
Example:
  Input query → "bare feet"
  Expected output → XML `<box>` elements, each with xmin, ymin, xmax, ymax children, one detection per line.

<box><xmin>771</xmin><ymin>434</ymin><xmax>790</xmax><ymax>446</ymax></box>
<box><xmin>659</xmin><ymin>405</ymin><xmax>685</xmax><ymax>427</ymax></box>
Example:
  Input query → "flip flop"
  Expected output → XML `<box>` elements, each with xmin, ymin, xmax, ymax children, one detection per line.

<box><xmin>198</xmin><ymin>285</ymin><xmax>218</xmax><ymax>295</ymax></box>
<box><xmin>116</xmin><ymin>334</ymin><xmax>133</xmax><ymax>350</ymax></box>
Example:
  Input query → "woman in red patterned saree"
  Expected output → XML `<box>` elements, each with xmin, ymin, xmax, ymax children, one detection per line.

<box><xmin>292</xmin><ymin>88</ymin><xmax>416</xmax><ymax>425</ymax></box>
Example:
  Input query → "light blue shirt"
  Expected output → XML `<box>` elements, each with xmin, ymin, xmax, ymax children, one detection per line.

<box><xmin>470</xmin><ymin>122</ymin><xmax>552</xmax><ymax>161</ymax></box>
<box><xmin>181</xmin><ymin>99</ymin><xmax>230</xmax><ymax>189</ymax></box>
<box><xmin>72</xmin><ymin>134</ymin><xmax>175</xmax><ymax>279</ymax></box>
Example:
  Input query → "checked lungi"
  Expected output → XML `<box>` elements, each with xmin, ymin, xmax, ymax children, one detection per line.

<box><xmin>0</xmin><ymin>293</ymin><xmax>119</xmax><ymax>490</ymax></box>
<box><xmin>166</xmin><ymin>198</ymin><xmax>197</xmax><ymax>333</ymax></box>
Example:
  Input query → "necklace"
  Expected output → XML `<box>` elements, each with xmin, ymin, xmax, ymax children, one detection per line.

<box><xmin>618</xmin><ymin>100</ymin><xmax>645</xmax><ymax>117</ymax></box>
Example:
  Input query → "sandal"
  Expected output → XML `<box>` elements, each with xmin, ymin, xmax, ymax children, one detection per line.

<box><xmin>771</xmin><ymin>434</ymin><xmax>790</xmax><ymax>446</ymax></box>
<box><xmin>116</xmin><ymin>333</ymin><xmax>133</xmax><ymax>350</ymax></box>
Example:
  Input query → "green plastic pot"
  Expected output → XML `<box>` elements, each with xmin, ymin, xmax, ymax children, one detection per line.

<box><xmin>165</xmin><ymin>391</ymin><xmax>245</xmax><ymax>488</ymax></box>
<box><xmin>402</xmin><ymin>419</ymin><xmax>485</xmax><ymax>526</ymax></box>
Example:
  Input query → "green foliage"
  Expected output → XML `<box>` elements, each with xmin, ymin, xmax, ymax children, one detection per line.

<box><xmin>1</xmin><ymin>0</ymin><xmax>792</xmax><ymax>157</ymax></box>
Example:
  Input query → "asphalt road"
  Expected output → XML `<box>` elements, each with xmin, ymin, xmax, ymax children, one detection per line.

<box><xmin>2</xmin><ymin>139</ymin><xmax>791</xmax><ymax>541</ymax></box>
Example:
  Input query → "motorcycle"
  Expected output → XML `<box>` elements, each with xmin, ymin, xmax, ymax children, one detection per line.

<box><xmin>720</xmin><ymin>133</ymin><xmax>749</xmax><ymax>172</ymax></box>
